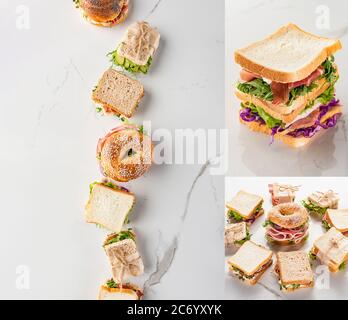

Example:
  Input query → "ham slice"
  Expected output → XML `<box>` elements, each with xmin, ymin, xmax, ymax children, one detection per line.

<box><xmin>271</xmin><ymin>82</ymin><xmax>290</xmax><ymax>104</ymax></box>
<box><xmin>288</xmin><ymin>66</ymin><xmax>324</xmax><ymax>90</ymax></box>
<box><xmin>240</xmin><ymin>69</ymin><xmax>261</xmax><ymax>82</ymax></box>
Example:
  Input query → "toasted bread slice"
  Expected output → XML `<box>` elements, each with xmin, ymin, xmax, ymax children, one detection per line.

<box><xmin>276</xmin><ymin>251</ymin><xmax>314</xmax><ymax>288</ymax></box>
<box><xmin>85</xmin><ymin>183</ymin><xmax>135</xmax><ymax>232</ymax></box>
<box><xmin>228</xmin><ymin>241</ymin><xmax>273</xmax><ymax>276</ymax></box>
<box><xmin>226</xmin><ymin>190</ymin><xmax>263</xmax><ymax>219</ymax></box>
<box><xmin>326</xmin><ymin>209</ymin><xmax>348</xmax><ymax>234</ymax></box>
<box><xmin>239</xmin><ymin>105</ymin><xmax>342</xmax><ymax>148</ymax></box>
<box><xmin>235</xmin><ymin>23</ymin><xmax>342</xmax><ymax>83</ymax></box>
<box><xmin>92</xmin><ymin>68</ymin><xmax>144</xmax><ymax>118</ymax></box>
<box><xmin>312</xmin><ymin>228</ymin><xmax>348</xmax><ymax>272</ymax></box>
<box><xmin>235</xmin><ymin>75</ymin><xmax>334</xmax><ymax>124</ymax></box>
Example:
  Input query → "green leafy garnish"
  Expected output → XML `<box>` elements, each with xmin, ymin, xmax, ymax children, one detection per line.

<box><xmin>228</xmin><ymin>210</ymin><xmax>244</xmax><ymax>222</ymax></box>
<box><xmin>263</xmin><ymin>220</ymin><xmax>274</xmax><ymax>228</ymax></box>
<box><xmin>104</xmin><ymin>229</ymin><xmax>135</xmax><ymax>247</ymax></box>
<box><xmin>108</xmin><ymin>49</ymin><xmax>153</xmax><ymax>74</ymax></box>
<box><xmin>287</xmin><ymin>82</ymin><xmax>318</xmax><ymax>106</ymax></box>
<box><xmin>234</xmin><ymin>229</ymin><xmax>251</xmax><ymax>246</ymax></box>
<box><xmin>301</xmin><ymin>199</ymin><xmax>327</xmax><ymax>218</ymax></box>
<box><xmin>89</xmin><ymin>181</ymin><xmax>120</xmax><ymax>194</ymax></box>
<box><xmin>322</xmin><ymin>219</ymin><xmax>331</xmax><ymax>231</ymax></box>
<box><xmin>309</xmin><ymin>250</ymin><xmax>317</xmax><ymax>261</ymax></box>
<box><xmin>237</xmin><ymin>79</ymin><xmax>273</xmax><ymax>101</ymax></box>
<box><xmin>241</xmin><ymin>102</ymin><xmax>284</xmax><ymax>129</ymax></box>
<box><xmin>321</xmin><ymin>56</ymin><xmax>339</xmax><ymax>85</ymax></box>
<box><xmin>96</xmin><ymin>107</ymin><xmax>103</xmax><ymax>113</ymax></box>
<box><xmin>317</xmin><ymin>85</ymin><xmax>335</xmax><ymax>105</ymax></box>
<box><xmin>339</xmin><ymin>262</ymin><xmax>346</xmax><ymax>271</ymax></box>
<box><xmin>106</xmin><ymin>279</ymin><xmax>119</xmax><ymax>289</ymax></box>
<box><xmin>73</xmin><ymin>0</ymin><xmax>80</xmax><ymax>8</ymax></box>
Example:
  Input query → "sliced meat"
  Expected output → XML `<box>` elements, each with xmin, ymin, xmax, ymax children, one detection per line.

<box><xmin>286</xmin><ymin>108</ymin><xmax>320</xmax><ymax>131</ymax></box>
<box><xmin>271</xmin><ymin>82</ymin><xmax>290</xmax><ymax>104</ymax></box>
<box><xmin>240</xmin><ymin>69</ymin><xmax>261</xmax><ymax>82</ymax></box>
<box><xmin>288</xmin><ymin>66</ymin><xmax>324</xmax><ymax>90</ymax></box>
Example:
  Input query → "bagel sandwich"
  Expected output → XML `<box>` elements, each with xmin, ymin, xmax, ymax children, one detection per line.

<box><xmin>225</xmin><ymin>222</ymin><xmax>251</xmax><ymax>248</ymax></box>
<box><xmin>103</xmin><ymin>229</ymin><xmax>144</xmax><ymax>282</ymax></box>
<box><xmin>268</xmin><ymin>183</ymin><xmax>299</xmax><ymax>206</ymax></box>
<box><xmin>97</xmin><ymin>124</ymin><xmax>153</xmax><ymax>182</ymax></box>
<box><xmin>234</xmin><ymin>23</ymin><xmax>342</xmax><ymax>148</ymax></box>
<box><xmin>302</xmin><ymin>190</ymin><xmax>339</xmax><ymax>219</ymax></box>
<box><xmin>92</xmin><ymin>68</ymin><xmax>144</xmax><ymax>118</ymax></box>
<box><xmin>226</xmin><ymin>190</ymin><xmax>264</xmax><ymax>224</ymax></box>
<box><xmin>74</xmin><ymin>0</ymin><xmax>129</xmax><ymax>27</ymax></box>
<box><xmin>322</xmin><ymin>209</ymin><xmax>348</xmax><ymax>235</ymax></box>
<box><xmin>275</xmin><ymin>251</ymin><xmax>314</xmax><ymax>291</ymax></box>
<box><xmin>108</xmin><ymin>21</ymin><xmax>160</xmax><ymax>74</ymax></box>
<box><xmin>228</xmin><ymin>241</ymin><xmax>273</xmax><ymax>285</ymax></box>
<box><xmin>98</xmin><ymin>279</ymin><xmax>143</xmax><ymax>300</ymax></box>
<box><xmin>309</xmin><ymin>227</ymin><xmax>348</xmax><ymax>272</ymax></box>
<box><xmin>85</xmin><ymin>181</ymin><xmax>135</xmax><ymax>232</ymax></box>
<box><xmin>264</xmin><ymin>203</ymin><xmax>309</xmax><ymax>246</ymax></box>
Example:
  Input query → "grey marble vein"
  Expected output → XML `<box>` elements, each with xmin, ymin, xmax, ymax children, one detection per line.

<box><xmin>146</xmin><ymin>0</ymin><xmax>163</xmax><ymax>18</ymax></box>
<box><xmin>69</xmin><ymin>58</ymin><xmax>85</xmax><ymax>82</ymax></box>
<box><xmin>257</xmin><ymin>282</ymin><xmax>287</xmax><ymax>300</ymax></box>
<box><xmin>53</xmin><ymin>68</ymin><xmax>69</xmax><ymax>94</ymax></box>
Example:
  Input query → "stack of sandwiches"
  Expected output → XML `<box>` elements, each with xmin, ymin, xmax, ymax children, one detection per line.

<box><xmin>226</xmin><ymin>190</ymin><xmax>264</xmax><ymax>224</ymax></box>
<box><xmin>234</xmin><ymin>23</ymin><xmax>342</xmax><ymax>147</ymax></box>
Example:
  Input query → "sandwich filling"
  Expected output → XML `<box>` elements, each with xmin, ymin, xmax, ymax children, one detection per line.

<box><xmin>109</xmin><ymin>49</ymin><xmax>153</xmax><ymax>74</ymax></box>
<box><xmin>103</xmin><ymin>229</ymin><xmax>135</xmax><ymax>247</ymax></box>
<box><xmin>230</xmin><ymin>259</ymin><xmax>272</xmax><ymax>282</ymax></box>
<box><xmin>302</xmin><ymin>190</ymin><xmax>339</xmax><ymax>218</ymax></box>
<box><xmin>228</xmin><ymin>202</ymin><xmax>264</xmax><ymax>224</ymax></box>
<box><xmin>104</xmin><ymin>279</ymin><xmax>143</xmax><ymax>298</ymax></box>
<box><xmin>238</xmin><ymin>56</ymin><xmax>342</xmax><ymax>142</ymax></box>
<box><xmin>309</xmin><ymin>248</ymin><xmax>347</xmax><ymax>271</ymax></box>
<box><xmin>264</xmin><ymin>219</ymin><xmax>309</xmax><ymax>245</ymax></box>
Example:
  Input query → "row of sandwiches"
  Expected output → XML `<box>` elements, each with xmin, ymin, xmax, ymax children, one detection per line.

<box><xmin>79</xmin><ymin>15</ymin><xmax>161</xmax><ymax>300</ymax></box>
<box><xmin>225</xmin><ymin>185</ymin><xmax>348</xmax><ymax>291</ymax></box>
<box><xmin>234</xmin><ymin>23</ymin><xmax>343</xmax><ymax>148</ymax></box>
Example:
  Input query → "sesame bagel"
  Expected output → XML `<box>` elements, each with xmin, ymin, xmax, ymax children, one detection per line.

<box><xmin>79</xmin><ymin>0</ymin><xmax>129</xmax><ymax>27</ymax></box>
<box><xmin>98</xmin><ymin>125</ymin><xmax>153</xmax><ymax>182</ymax></box>
<box><xmin>269</xmin><ymin>203</ymin><xmax>309</xmax><ymax>229</ymax></box>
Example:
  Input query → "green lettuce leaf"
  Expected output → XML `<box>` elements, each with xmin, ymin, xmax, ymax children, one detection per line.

<box><xmin>237</xmin><ymin>79</ymin><xmax>273</xmax><ymax>101</ymax></box>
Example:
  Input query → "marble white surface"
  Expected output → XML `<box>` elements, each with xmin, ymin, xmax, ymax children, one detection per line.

<box><xmin>226</xmin><ymin>0</ymin><xmax>348</xmax><ymax>177</ymax></box>
<box><xmin>0</xmin><ymin>0</ymin><xmax>224</xmax><ymax>299</ymax></box>
<box><xmin>225</xmin><ymin>177</ymin><xmax>348</xmax><ymax>300</ymax></box>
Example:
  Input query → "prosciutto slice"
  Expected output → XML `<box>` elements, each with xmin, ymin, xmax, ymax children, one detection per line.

<box><xmin>240</xmin><ymin>69</ymin><xmax>261</xmax><ymax>82</ymax></box>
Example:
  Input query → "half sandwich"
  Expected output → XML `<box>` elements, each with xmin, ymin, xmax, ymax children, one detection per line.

<box><xmin>98</xmin><ymin>279</ymin><xmax>143</xmax><ymax>300</ymax></box>
<box><xmin>309</xmin><ymin>227</ymin><xmax>348</xmax><ymax>272</ymax></box>
<box><xmin>224</xmin><ymin>222</ymin><xmax>251</xmax><ymax>247</ymax></box>
<box><xmin>228</xmin><ymin>241</ymin><xmax>273</xmax><ymax>285</ymax></box>
<box><xmin>275</xmin><ymin>251</ymin><xmax>314</xmax><ymax>291</ymax></box>
<box><xmin>302</xmin><ymin>190</ymin><xmax>339</xmax><ymax>219</ymax></box>
<box><xmin>235</xmin><ymin>23</ymin><xmax>342</xmax><ymax>147</ymax></box>
<box><xmin>85</xmin><ymin>181</ymin><xmax>135</xmax><ymax>232</ymax></box>
<box><xmin>226</xmin><ymin>190</ymin><xmax>264</xmax><ymax>224</ymax></box>
<box><xmin>322</xmin><ymin>209</ymin><xmax>348</xmax><ymax>235</ymax></box>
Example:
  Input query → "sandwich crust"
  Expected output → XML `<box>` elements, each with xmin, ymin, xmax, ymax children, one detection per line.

<box><xmin>98</xmin><ymin>283</ymin><xmax>143</xmax><ymax>300</ymax></box>
<box><xmin>99</xmin><ymin>127</ymin><xmax>153</xmax><ymax>182</ymax></box>
<box><xmin>325</xmin><ymin>209</ymin><xmax>348</xmax><ymax>233</ymax></box>
<box><xmin>235</xmin><ymin>23</ymin><xmax>342</xmax><ymax>83</ymax></box>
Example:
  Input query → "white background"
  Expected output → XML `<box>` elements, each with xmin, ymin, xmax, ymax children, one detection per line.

<box><xmin>225</xmin><ymin>177</ymin><xmax>348</xmax><ymax>300</ymax></box>
<box><xmin>0</xmin><ymin>0</ymin><xmax>224</xmax><ymax>299</ymax></box>
<box><xmin>226</xmin><ymin>0</ymin><xmax>348</xmax><ymax>176</ymax></box>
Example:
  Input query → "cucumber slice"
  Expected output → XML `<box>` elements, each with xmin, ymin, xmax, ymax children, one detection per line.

<box><xmin>131</xmin><ymin>65</ymin><xmax>139</xmax><ymax>72</ymax></box>
<box><xmin>124</xmin><ymin>60</ymin><xmax>130</xmax><ymax>68</ymax></box>
<box><xmin>115</xmin><ymin>53</ymin><xmax>125</xmax><ymax>65</ymax></box>
<box><xmin>140</xmin><ymin>65</ymin><xmax>148</xmax><ymax>74</ymax></box>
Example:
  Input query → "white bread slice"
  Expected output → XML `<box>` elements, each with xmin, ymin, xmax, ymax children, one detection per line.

<box><xmin>85</xmin><ymin>183</ymin><xmax>135</xmax><ymax>232</ymax></box>
<box><xmin>313</xmin><ymin>228</ymin><xmax>348</xmax><ymax>271</ymax></box>
<box><xmin>92</xmin><ymin>68</ymin><xmax>144</xmax><ymax>118</ymax></box>
<box><xmin>235</xmin><ymin>75</ymin><xmax>333</xmax><ymax>124</ymax></box>
<box><xmin>235</xmin><ymin>23</ymin><xmax>342</xmax><ymax>83</ymax></box>
<box><xmin>326</xmin><ymin>209</ymin><xmax>348</xmax><ymax>233</ymax></box>
<box><xmin>276</xmin><ymin>251</ymin><xmax>314</xmax><ymax>286</ymax></box>
<box><xmin>228</xmin><ymin>241</ymin><xmax>273</xmax><ymax>276</ymax></box>
<box><xmin>98</xmin><ymin>285</ymin><xmax>141</xmax><ymax>300</ymax></box>
<box><xmin>239</xmin><ymin>105</ymin><xmax>342</xmax><ymax>148</ymax></box>
<box><xmin>226</xmin><ymin>190</ymin><xmax>263</xmax><ymax>219</ymax></box>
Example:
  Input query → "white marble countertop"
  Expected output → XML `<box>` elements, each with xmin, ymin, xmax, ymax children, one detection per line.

<box><xmin>225</xmin><ymin>177</ymin><xmax>348</xmax><ymax>300</ymax></box>
<box><xmin>0</xmin><ymin>0</ymin><xmax>224</xmax><ymax>299</ymax></box>
<box><xmin>226</xmin><ymin>0</ymin><xmax>348</xmax><ymax>177</ymax></box>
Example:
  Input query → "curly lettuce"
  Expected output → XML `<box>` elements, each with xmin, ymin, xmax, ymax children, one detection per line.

<box><xmin>302</xmin><ymin>199</ymin><xmax>327</xmax><ymax>218</ymax></box>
